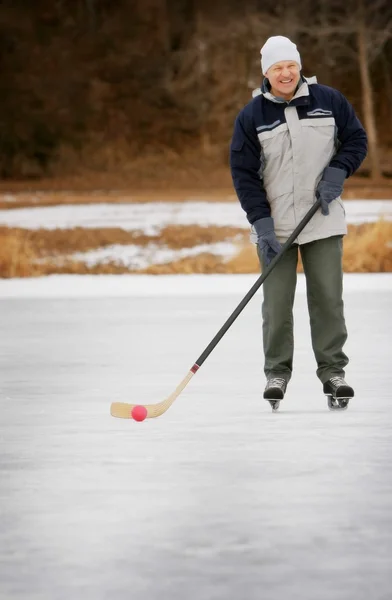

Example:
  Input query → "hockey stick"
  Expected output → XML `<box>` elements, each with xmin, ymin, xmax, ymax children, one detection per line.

<box><xmin>110</xmin><ymin>198</ymin><xmax>322</xmax><ymax>419</ymax></box>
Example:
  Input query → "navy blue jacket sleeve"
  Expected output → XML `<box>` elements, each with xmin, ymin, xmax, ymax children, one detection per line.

<box><xmin>329</xmin><ymin>91</ymin><xmax>367</xmax><ymax>176</ymax></box>
<box><xmin>230</xmin><ymin>105</ymin><xmax>271</xmax><ymax>224</ymax></box>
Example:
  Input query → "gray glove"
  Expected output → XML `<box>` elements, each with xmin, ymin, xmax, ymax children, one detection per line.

<box><xmin>316</xmin><ymin>166</ymin><xmax>346</xmax><ymax>216</ymax></box>
<box><xmin>253</xmin><ymin>217</ymin><xmax>282</xmax><ymax>266</ymax></box>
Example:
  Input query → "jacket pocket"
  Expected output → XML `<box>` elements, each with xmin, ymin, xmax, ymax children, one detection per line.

<box><xmin>300</xmin><ymin>118</ymin><xmax>336</xmax><ymax>190</ymax></box>
<box><xmin>259</xmin><ymin>126</ymin><xmax>289</xmax><ymax>161</ymax></box>
<box><xmin>230</xmin><ymin>138</ymin><xmax>245</xmax><ymax>167</ymax></box>
<box><xmin>231</xmin><ymin>139</ymin><xmax>244</xmax><ymax>152</ymax></box>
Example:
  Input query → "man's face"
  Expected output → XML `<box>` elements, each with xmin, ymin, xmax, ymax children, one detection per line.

<box><xmin>265</xmin><ymin>60</ymin><xmax>301</xmax><ymax>100</ymax></box>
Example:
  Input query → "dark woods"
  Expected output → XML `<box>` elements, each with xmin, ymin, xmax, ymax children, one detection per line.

<box><xmin>0</xmin><ymin>0</ymin><xmax>391</xmax><ymax>180</ymax></box>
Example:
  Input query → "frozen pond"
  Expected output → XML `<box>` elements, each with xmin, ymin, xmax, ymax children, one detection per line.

<box><xmin>1</xmin><ymin>274</ymin><xmax>392</xmax><ymax>600</ymax></box>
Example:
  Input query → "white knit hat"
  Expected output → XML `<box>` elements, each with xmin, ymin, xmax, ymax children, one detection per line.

<box><xmin>260</xmin><ymin>36</ymin><xmax>302</xmax><ymax>75</ymax></box>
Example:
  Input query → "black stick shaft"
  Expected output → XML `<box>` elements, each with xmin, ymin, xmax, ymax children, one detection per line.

<box><xmin>192</xmin><ymin>199</ymin><xmax>322</xmax><ymax>370</ymax></box>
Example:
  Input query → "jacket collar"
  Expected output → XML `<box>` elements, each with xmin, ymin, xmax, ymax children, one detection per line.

<box><xmin>254</xmin><ymin>75</ymin><xmax>317</xmax><ymax>106</ymax></box>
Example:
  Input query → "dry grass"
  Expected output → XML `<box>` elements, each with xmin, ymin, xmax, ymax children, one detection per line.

<box><xmin>343</xmin><ymin>220</ymin><xmax>392</xmax><ymax>272</ymax></box>
<box><xmin>0</xmin><ymin>229</ymin><xmax>39</xmax><ymax>278</ymax></box>
<box><xmin>22</xmin><ymin>225</ymin><xmax>246</xmax><ymax>255</ymax></box>
<box><xmin>0</xmin><ymin>221</ymin><xmax>391</xmax><ymax>278</ymax></box>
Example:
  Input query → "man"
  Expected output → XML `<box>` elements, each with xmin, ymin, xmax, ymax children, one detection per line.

<box><xmin>230</xmin><ymin>35</ymin><xmax>367</xmax><ymax>406</ymax></box>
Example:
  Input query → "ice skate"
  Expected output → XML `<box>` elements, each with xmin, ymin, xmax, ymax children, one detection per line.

<box><xmin>264</xmin><ymin>377</ymin><xmax>287</xmax><ymax>411</ymax></box>
<box><xmin>323</xmin><ymin>376</ymin><xmax>354</xmax><ymax>411</ymax></box>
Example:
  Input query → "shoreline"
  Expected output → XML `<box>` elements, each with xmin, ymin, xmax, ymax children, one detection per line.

<box><xmin>1</xmin><ymin>272</ymin><xmax>391</xmax><ymax>299</ymax></box>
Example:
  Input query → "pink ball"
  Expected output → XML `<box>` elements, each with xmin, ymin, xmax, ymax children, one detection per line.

<box><xmin>131</xmin><ymin>405</ymin><xmax>148</xmax><ymax>422</ymax></box>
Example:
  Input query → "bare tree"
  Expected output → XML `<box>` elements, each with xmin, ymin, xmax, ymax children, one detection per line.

<box><xmin>85</xmin><ymin>0</ymin><xmax>96</xmax><ymax>32</ymax></box>
<box><xmin>307</xmin><ymin>0</ymin><xmax>392</xmax><ymax>179</ymax></box>
<box><xmin>381</xmin><ymin>46</ymin><xmax>392</xmax><ymax>134</ymax></box>
<box><xmin>356</xmin><ymin>0</ymin><xmax>382</xmax><ymax>178</ymax></box>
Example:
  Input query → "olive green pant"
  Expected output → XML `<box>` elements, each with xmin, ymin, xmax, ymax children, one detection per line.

<box><xmin>257</xmin><ymin>235</ymin><xmax>348</xmax><ymax>384</ymax></box>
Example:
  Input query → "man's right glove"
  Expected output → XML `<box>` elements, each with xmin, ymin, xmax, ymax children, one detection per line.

<box><xmin>253</xmin><ymin>217</ymin><xmax>282</xmax><ymax>266</ymax></box>
<box><xmin>316</xmin><ymin>166</ymin><xmax>346</xmax><ymax>216</ymax></box>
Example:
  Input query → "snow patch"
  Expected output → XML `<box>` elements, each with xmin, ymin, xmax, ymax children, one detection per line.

<box><xmin>0</xmin><ymin>200</ymin><xmax>391</xmax><ymax>232</ymax></box>
<box><xmin>70</xmin><ymin>241</ymin><xmax>238</xmax><ymax>269</ymax></box>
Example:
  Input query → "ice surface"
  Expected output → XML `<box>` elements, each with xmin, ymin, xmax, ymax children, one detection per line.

<box><xmin>1</xmin><ymin>274</ymin><xmax>392</xmax><ymax>599</ymax></box>
<box><xmin>0</xmin><ymin>199</ymin><xmax>391</xmax><ymax>232</ymax></box>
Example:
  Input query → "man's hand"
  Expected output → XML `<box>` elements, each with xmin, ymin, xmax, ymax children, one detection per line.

<box><xmin>253</xmin><ymin>217</ymin><xmax>282</xmax><ymax>265</ymax></box>
<box><xmin>316</xmin><ymin>166</ymin><xmax>346</xmax><ymax>216</ymax></box>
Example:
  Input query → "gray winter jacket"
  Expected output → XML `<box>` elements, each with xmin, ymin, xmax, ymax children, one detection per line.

<box><xmin>230</xmin><ymin>77</ymin><xmax>368</xmax><ymax>244</ymax></box>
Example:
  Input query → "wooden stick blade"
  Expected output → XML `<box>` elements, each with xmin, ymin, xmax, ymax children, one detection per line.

<box><xmin>110</xmin><ymin>370</ymin><xmax>195</xmax><ymax>419</ymax></box>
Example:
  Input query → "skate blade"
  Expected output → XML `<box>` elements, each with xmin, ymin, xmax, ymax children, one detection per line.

<box><xmin>327</xmin><ymin>395</ymin><xmax>350</xmax><ymax>411</ymax></box>
<box><xmin>269</xmin><ymin>400</ymin><xmax>280</xmax><ymax>412</ymax></box>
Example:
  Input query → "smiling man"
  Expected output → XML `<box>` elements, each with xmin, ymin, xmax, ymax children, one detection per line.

<box><xmin>230</xmin><ymin>35</ymin><xmax>367</xmax><ymax>409</ymax></box>
<box><xmin>261</xmin><ymin>36</ymin><xmax>302</xmax><ymax>100</ymax></box>
<box><xmin>267</xmin><ymin>59</ymin><xmax>300</xmax><ymax>100</ymax></box>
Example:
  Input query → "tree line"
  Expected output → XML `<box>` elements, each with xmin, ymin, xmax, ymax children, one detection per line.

<box><xmin>0</xmin><ymin>0</ymin><xmax>391</xmax><ymax>180</ymax></box>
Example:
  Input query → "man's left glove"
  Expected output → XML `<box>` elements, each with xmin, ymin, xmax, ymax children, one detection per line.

<box><xmin>316</xmin><ymin>166</ymin><xmax>346</xmax><ymax>216</ymax></box>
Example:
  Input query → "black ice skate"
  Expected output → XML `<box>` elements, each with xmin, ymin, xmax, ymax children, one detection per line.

<box><xmin>264</xmin><ymin>377</ymin><xmax>287</xmax><ymax>411</ymax></box>
<box><xmin>323</xmin><ymin>376</ymin><xmax>354</xmax><ymax>411</ymax></box>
